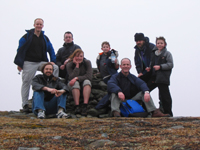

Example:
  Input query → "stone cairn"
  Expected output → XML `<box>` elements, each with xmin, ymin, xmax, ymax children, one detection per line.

<box><xmin>26</xmin><ymin>68</ymin><xmax>108</xmax><ymax>116</ymax></box>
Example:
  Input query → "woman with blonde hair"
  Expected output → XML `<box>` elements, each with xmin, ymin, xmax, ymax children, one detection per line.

<box><xmin>66</xmin><ymin>49</ymin><xmax>92</xmax><ymax>116</ymax></box>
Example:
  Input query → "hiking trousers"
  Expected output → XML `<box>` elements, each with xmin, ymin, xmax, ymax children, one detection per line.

<box><xmin>111</xmin><ymin>91</ymin><xmax>157</xmax><ymax>113</ymax></box>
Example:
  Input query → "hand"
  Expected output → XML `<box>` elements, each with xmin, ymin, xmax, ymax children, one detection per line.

<box><xmin>55</xmin><ymin>90</ymin><xmax>65</xmax><ymax>97</ymax></box>
<box><xmin>138</xmin><ymin>73</ymin><xmax>143</xmax><ymax>77</ymax></box>
<box><xmin>60</xmin><ymin>65</ymin><xmax>65</xmax><ymax>70</ymax></box>
<box><xmin>118</xmin><ymin>92</ymin><xmax>125</xmax><ymax>101</ymax></box>
<box><xmin>64</xmin><ymin>59</ymin><xmax>70</xmax><ymax>65</ymax></box>
<box><xmin>49</xmin><ymin>62</ymin><xmax>55</xmax><ymax>65</ymax></box>
<box><xmin>144</xmin><ymin>93</ymin><xmax>150</xmax><ymax>102</ymax></box>
<box><xmin>73</xmin><ymin>57</ymin><xmax>79</xmax><ymax>68</ymax></box>
<box><xmin>145</xmin><ymin>67</ymin><xmax>151</xmax><ymax>72</ymax></box>
<box><xmin>46</xmin><ymin>88</ymin><xmax>57</xmax><ymax>94</ymax></box>
<box><xmin>153</xmin><ymin>65</ymin><xmax>160</xmax><ymax>71</ymax></box>
<box><xmin>17</xmin><ymin>66</ymin><xmax>22</xmax><ymax>71</ymax></box>
<box><xmin>69</xmin><ymin>78</ymin><xmax>77</xmax><ymax>86</ymax></box>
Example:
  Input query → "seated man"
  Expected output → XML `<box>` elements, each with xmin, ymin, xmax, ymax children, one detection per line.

<box><xmin>103</xmin><ymin>58</ymin><xmax>170</xmax><ymax>117</ymax></box>
<box><xmin>32</xmin><ymin>63</ymin><xmax>70</xmax><ymax>119</ymax></box>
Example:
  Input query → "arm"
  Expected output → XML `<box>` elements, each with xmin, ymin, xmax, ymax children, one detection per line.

<box><xmin>56</xmin><ymin>49</ymin><xmax>62</xmax><ymax>67</ymax></box>
<box><xmin>160</xmin><ymin>51</ymin><xmax>174</xmax><ymax>70</ymax></box>
<box><xmin>107</xmin><ymin>74</ymin><xmax>122</xmax><ymax>94</ymax></box>
<box><xmin>67</xmin><ymin>61</ymin><xmax>80</xmax><ymax>81</ymax></box>
<box><xmin>32</xmin><ymin>76</ymin><xmax>46</xmax><ymax>91</ymax></box>
<box><xmin>131</xmin><ymin>75</ymin><xmax>149</xmax><ymax>93</ymax></box>
<box><xmin>77</xmin><ymin>60</ymin><xmax>93</xmax><ymax>82</ymax></box>
<box><xmin>45</xmin><ymin>36</ymin><xmax>56</xmax><ymax>63</ymax></box>
<box><xmin>134</xmin><ymin>49</ymin><xmax>142</xmax><ymax>74</ymax></box>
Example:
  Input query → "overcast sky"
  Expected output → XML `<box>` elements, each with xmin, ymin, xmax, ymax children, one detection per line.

<box><xmin>0</xmin><ymin>0</ymin><xmax>199</xmax><ymax>116</ymax></box>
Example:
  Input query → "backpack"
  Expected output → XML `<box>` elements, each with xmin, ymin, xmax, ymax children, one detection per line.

<box><xmin>120</xmin><ymin>100</ymin><xmax>148</xmax><ymax>117</ymax></box>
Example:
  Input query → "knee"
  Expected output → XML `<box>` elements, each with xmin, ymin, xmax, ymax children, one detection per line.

<box><xmin>53</xmin><ymin>64</ymin><xmax>59</xmax><ymax>70</ymax></box>
<box><xmin>83</xmin><ymin>79</ymin><xmax>92</xmax><ymax>87</ymax></box>
<box><xmin>33</xmin><ymin>91</ymin><xmax>44</xmax><ymax>98</ymax></box>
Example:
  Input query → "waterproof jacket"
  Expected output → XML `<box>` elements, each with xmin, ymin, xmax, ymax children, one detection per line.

<box><xmin>32</xmin><ymin>74</ymin><xmax>69</xmax><ymax>101</ymax></box>
<box><xmin>14</xmin><ymin>29</ymin><xmax>56</xmax><ymax>69</ymax></box>
<box><xmin>150</xmin><ymin>47</ymin><xmax>173</xmax><ymax>85</ymax></box>
<box><xmin>96</xmin><ymin>49</ymin><xmax>119</xmax><ymax>77</ymax></box>
<box><xmin>56</xmin><ymin>42</ymin><xmax>81</xmax><ymax>67</ymax></box>
<box><xmin>134</xmin><ymin>37</ymin><xmax>155</xmax><ymax>74</ymax></box>
<box><xmin>95</xmin><ymin>72</ymin><xmax>149</xmax><ymax>109</ymax></box>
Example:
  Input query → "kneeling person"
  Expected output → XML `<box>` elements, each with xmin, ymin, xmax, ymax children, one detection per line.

<box><xmin>32</xmin><ymin>63</ymin><xmax>70</xmax><ymax>119</ymax></box>
<box><xmin>108</xmin><ymin>58</ymin><xmax>170</xmax><ymax>117</ymax></box>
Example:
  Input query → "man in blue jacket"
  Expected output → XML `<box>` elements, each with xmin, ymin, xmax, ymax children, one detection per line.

<box><xmin>108</xmin><ymin>58</ymin><xmax>169</xmax><ymax>117</ymax></box>
<box><xmin>14</xmin><ymin>18</ymin><xmax>58</xmax><ymax>113</ymax></box>
<box><xmin>134</xmin><ymin>33</ymin><xmax>155</xmax><ymax>79</ymax></box>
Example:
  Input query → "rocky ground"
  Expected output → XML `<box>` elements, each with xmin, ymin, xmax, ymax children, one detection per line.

<box><xmin>2</xmin><ymin>69</ymin><xmax>199</xmax><ymax>149</ymax></box>
<box><xmin>0</xmin><ymin>111</ymin><xmax>200</xmax><ymax>150</ymax></box>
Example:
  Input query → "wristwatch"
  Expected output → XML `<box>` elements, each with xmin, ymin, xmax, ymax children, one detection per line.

<box><xmin>145</xmin><ymin>91</ymin><xmax>149</xmax><ymax>94</ymax></box>
<box><xmin>75</xmin><ymin>77</ymin><xmax>78</xmax><ymax>80</ymax></box>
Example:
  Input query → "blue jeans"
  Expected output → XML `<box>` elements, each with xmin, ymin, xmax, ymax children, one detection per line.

<box><xmin>32</xmin><ymin>91</ymin><xmax>67</xmax><ymax>116</ymax></box>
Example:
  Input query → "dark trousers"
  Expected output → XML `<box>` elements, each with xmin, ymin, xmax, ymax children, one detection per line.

<box><xmin>148</xmin><ymin>81</ymin><xmax>173</xmax><ymax>116</ymax></box>
<box><xmin>59</xmin><ymin>68</ymin><xmax>69</xmax><ymax>83</ymax></box>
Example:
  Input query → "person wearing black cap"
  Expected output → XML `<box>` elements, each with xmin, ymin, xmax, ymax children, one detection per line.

<box><xmin>134</xmin><ymin>33</ymin><xmax>155</xmax><ymax>78</ymax></box>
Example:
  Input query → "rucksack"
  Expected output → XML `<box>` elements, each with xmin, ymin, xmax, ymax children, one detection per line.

<box><xmin>120</xmin><ymin>100</ymin><xmax>148</xmax><ymax>117</ymax></box>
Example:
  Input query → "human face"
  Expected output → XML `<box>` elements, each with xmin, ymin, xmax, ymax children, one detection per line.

<box><xmin>74</xmin><ymin>52</ymin><xmax>84</xmax><ymax>63</ymax></box>
<box><xmin>136</xmin><ymin>40</ymin><xmax>145</xmax><ymax>48</ymax></box>
<box><xmin>156</xmin><ymin>40</ymin><xmax>166</xmax><ymax>51</ymax></box>
<box><xmin>34</xmin><ymin>19</ymin><xmax>44</xmax><ymax>32</ymax></box>
<box><xmin>43</xmin><ymin>65</ymin><xmax>53</xmax><ymax>76</ymax></box>
<box><xmin>64</xmin><ymin>33</ymin><xmax>73</xmax><ymax>44</ymax></box>
<box><xmin>101</xmin><ymin>44</ymin><xmax>111</xmax><ymax>54</ymax></box>
<box><xmin>120</xmin><ymin>59</ymin><xmax>132</xmax><ymax>75</ymax></box>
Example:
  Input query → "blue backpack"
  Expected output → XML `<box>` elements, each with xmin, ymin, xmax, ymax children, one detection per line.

<box><xmin>120</xmin><ymin>100</ymin><xmax>148</xmax><ymax>117</ymax></box>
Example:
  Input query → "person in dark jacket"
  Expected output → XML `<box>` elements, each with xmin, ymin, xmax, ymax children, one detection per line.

<box><xmin>14</xmin><ymin>18</ymin><xmax>58</xmax><ymax>113</ymax></box>
<box><xmin>96</xmin><ymin>41</ymin><xmax>119</xmax><ymax>84</ymax></box>
<box><xmin>56</xmin><ymin>31</ymin><xmax>81</xmax><ymax>81</ymax></box>
<box><xmin>134</xmin><ymin>33</ymin><xmax>155</xmax><ymax>80</ymax></box>
<box><xmin>67</xmin><ymin>49</ymin><xmax>92</xmax><ymax>116</ymax></box>
<box><xmin>95</xmin><ymin>58</ymin><xmax>170</xmax><ymax>118</ymax></box>
<box><xmin>146</xmin><ymin>37</ymin><xmax>174</xmax><ymax>116</ymax></box>
<box><xmin>32</xmin><ymin>63</ymin><xmax>70</xmax><ymax>119</ymax></box>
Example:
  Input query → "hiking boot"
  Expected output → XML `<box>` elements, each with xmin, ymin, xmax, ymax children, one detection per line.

<box><xmin>81</xmin><ymin>107</ymin><xmax>88</xmax><ymax>116</ymax></box>
<box><xmin>56</xmin><ymin>111</ymin><xmax>71</xmax><ymax>119</ymax></box>
<box><xmin>152</xmin><ymin>109</ymin><xmax>170</xmax><ymax>117</ymax></box>
<box><xmin>37</xmin><ymin>111</ymin><xmax>45</xmax><ymax>119</ymax></box>
<box><xmin>112</xmin><ymin>111</ymin><xmax>121</xmax><ymax>117</ymax></box>
<box><xmin>23</xmin><ymin>104</ymin><xmax>29</xmax><ymax>114</ymax></box>
<box><xmin>75</xmin><ymin>106</ymin><xmax>81</xmax><ymax>114</ymax></box>
<box><xmin>88</xmin><ymin>108</ymin><xmax>108</xmax><ymax>117</ymax></box>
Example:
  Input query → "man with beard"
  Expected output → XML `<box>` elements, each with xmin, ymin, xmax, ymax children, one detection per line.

<box><xmin>31</xmin><ymin>63</ymin><xmax>70</xmax><ymax>119</ymax></box>
<box><xmin>56</xmin><ymin>31</ymin><xmax>81</xmax><ymax>81</ymax></box>
<box><xmin>134</xmin><ymin>33</ymin><xmax>155</xmax><ymax>79</ymax></box>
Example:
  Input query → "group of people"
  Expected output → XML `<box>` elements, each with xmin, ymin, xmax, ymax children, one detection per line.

<box><xmin>14</xmin><ymin>18</ymin><xmax>173</xmax><ymax>119</ymax></box>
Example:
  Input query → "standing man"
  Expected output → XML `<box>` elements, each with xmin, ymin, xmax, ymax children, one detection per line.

<box><xmin>108</xmin><ymin>58</ymin><xmax>169</xmax><ymax>117</ymax></box>
<box><xmin>56</xmin><ymin>31</ymin><xmax>81</xmax><ymax>81</ymax></box>
<box><xmin>32</xmin><ymin>63</ymin><xmax>70</xmax><ymax>119</ymax></box>
<box><xmin>134</xmin><ymin>33</ymin><xmax>155</xmax><ymax>79</ymax></box>
<box><xmin>14</xmin><ymin>18</ymin><xmax>58</xmax><ymax>113</ymax></box>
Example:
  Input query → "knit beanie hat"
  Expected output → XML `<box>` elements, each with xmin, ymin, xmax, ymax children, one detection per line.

<box><xmin>134</xmin><ymin>33</ymin><xmax>145</xmax><ymax>41</ymax></box>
